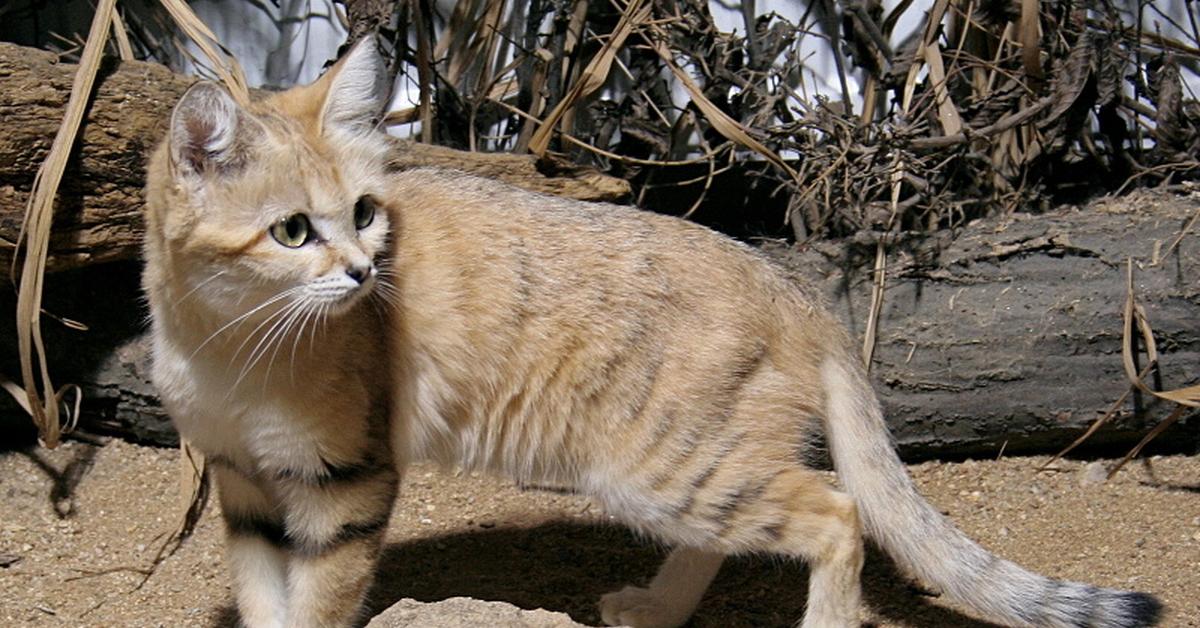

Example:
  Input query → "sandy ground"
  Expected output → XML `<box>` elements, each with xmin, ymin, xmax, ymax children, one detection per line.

<box><xmin>0</xmin><ymin>437</ymin><xmax>1197</xmax><ymax>628</ymax></box>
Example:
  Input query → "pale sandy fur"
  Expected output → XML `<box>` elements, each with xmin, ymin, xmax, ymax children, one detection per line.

<box><xmin>144</xmin><ymin>39</ymin><xmax>1162</xmax><ymax>628</ymax></box>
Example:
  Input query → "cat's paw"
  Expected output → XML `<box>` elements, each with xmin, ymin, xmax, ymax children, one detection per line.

<box><xmin>598</xmin><ymin>586</ymin><xmax>693</xmax><ymax>628</ymax></box>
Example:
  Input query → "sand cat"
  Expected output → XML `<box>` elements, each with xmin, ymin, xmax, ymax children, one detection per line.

<box><xmin>143</xmin><ymin>38</ymin><xmax>1162</xmax><ymax>628</ymax></box>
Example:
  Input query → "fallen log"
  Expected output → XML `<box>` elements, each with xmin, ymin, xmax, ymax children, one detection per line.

<box><xmin>773</xmin><ymin>188</ymin><xmax>1200</xmax><ymax>458</ymax></box>
<box><xmin>1</xmin><ymin>191</ymin><xmax>1195</xmax><ymax>459</ymax></box>
<box><xmin>0</xmin><ymin>42</ymin><xmax>630</xmax><ymax>272</ymax></box>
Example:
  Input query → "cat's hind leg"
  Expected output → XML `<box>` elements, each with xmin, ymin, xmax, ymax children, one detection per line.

<box><xmin>599</xmin><ymin>546</ymin><xmax>724</xmax><ymax>628</ymax></box>
<box><xmin>765</xmin><ymin>469</ymin><xmax>864</xmax><ymax>628</ymax></box>
<box><xmin>598</xmin><ymin>468</ymin><xmax>864</xmax><ymax>628</ymax></box>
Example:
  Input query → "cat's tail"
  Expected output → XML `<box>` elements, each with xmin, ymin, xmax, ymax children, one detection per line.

<box><xmin>818</xmin><ymin>353</ymin><xmax>1162</xmax><ymax>628</ymax></box>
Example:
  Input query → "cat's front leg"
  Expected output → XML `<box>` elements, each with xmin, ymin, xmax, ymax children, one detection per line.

<box><xmin>212</xmin><ymin>463</ymin><xmax>289</xmax><ymax>628</ymax></box>
<box><xmin>277</xmin><ymin>457</ymin><xmax>400</xmax><ymax>628</ymax></box>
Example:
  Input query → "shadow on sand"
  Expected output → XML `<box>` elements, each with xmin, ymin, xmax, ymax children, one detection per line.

<box><xmin>213</xmin><ymin>520</ymin><xmax>1001</xmax><ymax>627</ymax></box>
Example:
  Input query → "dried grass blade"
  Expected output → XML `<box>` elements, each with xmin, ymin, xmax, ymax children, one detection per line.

<box><xmin>920</xmin><ymin>0</ymin><xmax>952</xmax><ymax>46</ymax></box>
<box><xmin>111</xmin><ymin>9</ymin><xmax>135</xmax><ymax>61</ymax></box>
<box><xmin>923</xmin><ymin>43</ymin><xmax>963</xmax><ymax>135</ymax></box>
<box><xmin>1041</xmin><ymin>362</ymin><xmax>1156</xmax><ymax>470</ymax></box>
<box><xmin>476</xmin><ymin>0</ymin><xmax>509</xmax><ymax>93</ymax></box>
<box><xmin>411</xmin><ymin>0</ymin><xmax>435</xmax><ymax>143</ymax></box>
<box><xmin>178</xmin><ymin>439</ymin><xmax>207</xmax><ymax>525</ymax></box>
<box><xmin>1019</xmin><ymin>0</ymin><xmax>1043</xmax><ymax>83</ymax></box>
<box><xmin>651</xmin><ymin>40</ymin><xmax>800</xmax><ymax>183</ymax></box>
<box><xmin>11</xmin><ymin>0</ymin><xmax>121</xmax><ymax>449</ymax></box>
<box><xmin>1160</xmin><ymin>205</ymin><xmax>1199</xmax><ymax>261</ymax></box>
<box><xmin>1106</xmin><ymin>405</ymin><xmax>1188</xmax><ymax>479</ymax></box>
<box><xmin>157</xmin><ymin>0</ymin><xmax>249</xmax><ymax>104</ymax></box>
<box><xmin>861</xmin><ymin>240</ymin><xmax>888</xmax><ymax>368</ymax></box>
<box><xmin>899</xmin><ymin>0</ymin><xmax>950</xmax><ymax>113</ymax></box>
<box><xmin>435</xmin><ymin>0</ymin><xmax>481</xmax><ymax>80</ymax></box>
<box><xmin>862</xmin><ymin>154</ymin><xmax>908</xmax><ymax>368</ymax></box>
<box><xmin>1122</xmin><ymin>260</ymin><xmax>1200</xmax><ymax>406</ymax></box>
<box><xmin>529</xmin><ymin>0</ymin><xmax>650</xmax><ymax>156</ymax></box>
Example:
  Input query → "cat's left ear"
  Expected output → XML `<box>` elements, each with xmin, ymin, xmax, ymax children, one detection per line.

<box><xmin>320</xmin><ymin>37</ymin><xmax>390</xmax><ymax>138</ymax></box>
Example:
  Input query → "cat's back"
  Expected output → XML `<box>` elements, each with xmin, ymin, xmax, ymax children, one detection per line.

<box><xmin>384</xmin><ymin>167</ymin><xmax>809</xmax><ymax>306</ymax></box>
<box><xmin>383</xmin><ymin>167</ymin><xmax>837</xmax><ymax>378</ymax></box>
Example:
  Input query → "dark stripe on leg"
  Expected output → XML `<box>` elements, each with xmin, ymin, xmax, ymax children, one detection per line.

<box><xmin>293</xmin><ymin>514</ymin><xmax>391</xmax><ymax>559</ymax></box>
<box><xmin>669</xmin><ymin>432</ymin><xmax>746</xmax><ymax>519</ymax></box>
<box><xmin>759</xmin><ymin>519</ymin><xmax>787</xmax><ymax>543</ymax></box>
<box><xmin>713</xmin><ymin>481</ymin><xmax>770</xmax><ymax>537</ymax></box>
<box><xmin>224</xmin><ymin>512</ymin><xmax>289</xmax><ymax>550</ymax></box>
<box><xmin>273</xmin><ymin>456</ymin><xmax>388</xmax><ymax>487</ymax></box>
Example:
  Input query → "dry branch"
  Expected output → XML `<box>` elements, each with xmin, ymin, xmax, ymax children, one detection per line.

<box><xmin>0</xmin><ymin>42</ymin><xmax>630</xmax><ymax>273</ymax></box>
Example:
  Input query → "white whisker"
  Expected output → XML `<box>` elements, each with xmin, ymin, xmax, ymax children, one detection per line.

<box><xmin>232</xmin><ymin>299</ymin><xmax>306</xmax><ymax>391</ymax></box>
<box><xmin>262</xmin><ymin>300</ymin><xmax>311</xmax><ymax>394</ymax></box>
<box><xmin>190</xmin><ymin>286</ymin><xmax>302</xmax><ymax>360</ymax></box>
<box><xmin>227</xmin><ymin>296</ymin><xmax>302</xmax><ymax>367</ymax></box>
<box><xmin>176</xmin><ymin>270</ymin><xmax>228</xmax><ymax>304</ymax></box>
<box><xmin>289</xmin><ymin>301</ymin><xmax>319</xmax><ymax>385</ymax></box>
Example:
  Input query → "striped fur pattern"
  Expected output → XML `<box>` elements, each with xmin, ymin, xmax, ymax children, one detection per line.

<box><xmin>144</xmin><ymin>39</ymin><xmax>1163</xmax><ymax>628</ymax></box>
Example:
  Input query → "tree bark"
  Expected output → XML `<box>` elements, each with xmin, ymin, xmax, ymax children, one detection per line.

<box><xmin>0</xmin><ymin>42</ymin><xmax>630</xmax><ymax>273</ymax></box>
<box><xmin>770</xmin><ymin>190</ymin><xmax>1200</xmax><ymax>458</ymax></box>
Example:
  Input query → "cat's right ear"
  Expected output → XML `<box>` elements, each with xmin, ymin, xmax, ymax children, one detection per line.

<box><xmin>168</xmin><ymin>82</ymin><xmax>255</xmax><ymax>178</ymax></box>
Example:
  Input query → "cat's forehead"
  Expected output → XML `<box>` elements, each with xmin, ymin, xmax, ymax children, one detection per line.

<box><xmin>252</xmin><ymin>136</ymin><xmax>352</xmax><ymax>211</ymax></box>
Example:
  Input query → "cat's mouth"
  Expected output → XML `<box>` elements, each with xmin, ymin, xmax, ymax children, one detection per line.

<box><xmin>304</xmin><ymin>275</ymin><xmax>376</xmax><ymax>315</ymax></box>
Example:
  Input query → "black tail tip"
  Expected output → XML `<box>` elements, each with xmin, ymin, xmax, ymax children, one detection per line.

<box><xmin>1122</xmin><ymin>591</ymin><xmax>1163</xmax><ymax>627</ymax></box>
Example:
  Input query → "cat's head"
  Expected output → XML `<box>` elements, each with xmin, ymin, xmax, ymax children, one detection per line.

<box><xmin>144</xmin><ymin>37</ymin><xmax>393</xmax><ymax>321</ymax></box>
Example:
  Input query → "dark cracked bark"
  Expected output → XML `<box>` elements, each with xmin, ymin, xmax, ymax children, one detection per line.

<box><xmin>770</xmin><ymin>190</ymin><xmax>1200</xmax><ymax>458</ymax></box>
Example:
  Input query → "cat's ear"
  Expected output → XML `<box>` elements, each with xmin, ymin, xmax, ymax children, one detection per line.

<box><xmin>319</xmin><ymin>37</ymin><xmax>389</xmax><ymax>138</ymax></box>
<box><xmin>169</xmin><ymin>81</ymin><xmax>257</xmax><ymax>177</ymax></box>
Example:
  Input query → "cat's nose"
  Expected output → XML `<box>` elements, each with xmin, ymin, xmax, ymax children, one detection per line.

<box><xmin>346</xmin><ymin>265</ymin><xmax>372</xmax><ymax>284</ymax></box>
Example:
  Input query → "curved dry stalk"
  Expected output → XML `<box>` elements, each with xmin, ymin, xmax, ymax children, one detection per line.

<box><xmin>156</xmin><ymin>0</ymin><xmax>248</xmax><ymax>103</ymax></box>
<box><xmin>1121</xmin><ymin>260</ymin><xmax>1200</xmax><ymax>408</ymax></box>
<box><xmin>9</xmin><ymin>0</ymin><xmax>119</xmax><ymax>449</ymax></box>
<box><xmin>529</xmin><ymin>0</ymin><xmax>652</xmax><ymax>156</ymax></box>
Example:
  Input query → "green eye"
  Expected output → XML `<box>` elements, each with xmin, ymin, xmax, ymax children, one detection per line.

<box><xmin>354</xmin><ymin>196</ymin><xmax>375</xmax><ymax>230</ymax></box>
<box><xmin>270</xmin><ymin>214</ymin><xmax>312</xmax><ymax>248</ymax></box>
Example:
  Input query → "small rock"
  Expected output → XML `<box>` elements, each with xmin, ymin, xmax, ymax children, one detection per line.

<box><xmin>1079</xmin><ymin>461</ymin><xmax>1109</xmax><ymax>486</ymax></box>
<box><xmin>366</xmin><ymin>597</ymin><xmax>598</xmax><ymax>628</ymax></box>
